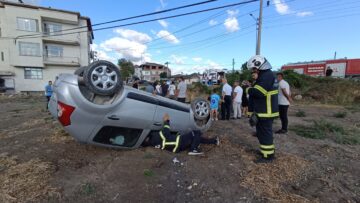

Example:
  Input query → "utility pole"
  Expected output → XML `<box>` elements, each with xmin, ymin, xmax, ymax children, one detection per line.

<box><xmin>232</xmin><ymin>58</ymin><xmax>235</xmax><ymax>73</ymax></box>
<box><xmin>334</xmin><ymin>51</ymin><xmax>337</xmax><ymax>60</ymax></box>
<box><xmin>165</xmin><ymin>61</ymin><xmax>170</xmax><ymax>78</ymax></box>
<box><xmin>256</xmin><ymin>0</ymin><xmax>263</xmax><ymax>55</ymax></box>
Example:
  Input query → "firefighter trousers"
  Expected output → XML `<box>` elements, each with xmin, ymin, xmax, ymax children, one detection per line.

<box><xmin>179</xmin><ymin>130</ymin><xmax>217</xmax><ymax>151</ymax></box>
<box><xmin>256</xmin><ymin>119</ymin><xmax>275</xmax><ymax>159</ymax></box>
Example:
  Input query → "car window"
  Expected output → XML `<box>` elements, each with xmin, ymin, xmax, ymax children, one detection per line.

<box><xmin>93</xmin><ymin>126</ymin><xmax>142</xmax><ymax>147</ymax></box>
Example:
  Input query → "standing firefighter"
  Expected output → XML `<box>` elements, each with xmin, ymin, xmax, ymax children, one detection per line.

<box><xmin>246</xmin><ymin>55</ymin><xmax>279</xmax><ymax>163</ymax></box>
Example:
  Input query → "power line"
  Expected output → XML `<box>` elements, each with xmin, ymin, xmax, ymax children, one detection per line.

<box><xmin>15</xmin><ymin>0</ymin><xmax>260</xmax><ymax>40</ymax></box>
<box><xmin>149</xmin><ymin>0</ymin><xmax>296</xmax><ymax>48</ymax></box>
<box><xmin>15</xmin><ymin>0</ymin><xmax>218</xmax><ymax>39</ymax></box>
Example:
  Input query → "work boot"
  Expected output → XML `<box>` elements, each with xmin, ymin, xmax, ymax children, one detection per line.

<box><xmin>275</xmin><ymin>129</ymin><xmax>288</xmax><ymax>134</ymax></box>
<box><xmin>254</xmin><ymin>155</ymin><xmax>275</xmax><ymax>164</ymax></box>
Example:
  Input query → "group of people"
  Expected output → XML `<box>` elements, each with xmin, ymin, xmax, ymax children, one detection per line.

<box><xmin>133</xmin><ymin>77</ymin><xmax>188</xmax><ymax>103</ymax></box>
<box><xmin>209</xmin><ymin>78</ymin><xmax>252</xmax><ymax>121</ymax></box>
<box><xmin>146</xmin><ymin>55</ymin><xmax>292</xmax><ymax>164</ymax></box>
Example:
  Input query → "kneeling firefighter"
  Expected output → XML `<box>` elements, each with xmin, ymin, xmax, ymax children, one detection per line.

<box><xmin>144</xmin><ymin>113</ymin><xmax>219</xmax><ymax>156</ymax></box>
<box><xmin>246</xmin><ymin>55</ymin><xmax>279</xmax><ymax>163</ymax></box>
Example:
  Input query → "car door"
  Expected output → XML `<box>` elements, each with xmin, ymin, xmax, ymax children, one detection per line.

<box><xmin>90</xmin><ymin>91</ymin><xmax>158</xmax><ymax>148</ymax></box>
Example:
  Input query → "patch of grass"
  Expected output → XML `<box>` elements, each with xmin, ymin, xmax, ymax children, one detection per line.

<box><xmin>291</xmin><ymin>120</ymin><xmax>359</xmax><ymax>145</ymax></box>
<box><xmin>295</xmin><ymin>110</ymin><xmax>306</xmax><ymax>117</ymax></box>
<box><xmin>291</xmin><ymin>125</ymin><xmax>325</xmax><ymax>139</ymax></box>
<box><xmin>333</xmin><ymin>111</ymin><xmax>347</xmax><ymax>118</ymax></box>
<box><xmin>334</xmin><ymin>131</ymin><xmax>360</xmax><ymax>145</ymax></box>
<box><xmin>81</xmin><ymin>183</ymin><xmax>95</xmax><ymax>195</ymax></box>
<box><xmin>345</xmin><ymin>105</ymin><xmax>360</xmax><ymax>113</ymax></box>
<box><xmin>143</xmin><ymin>169</ymin><xmax>154</xmax><ymax>177</ymax></box>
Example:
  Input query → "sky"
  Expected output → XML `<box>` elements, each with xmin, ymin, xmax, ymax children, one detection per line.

<box><xmin>19</xmin><ymin>0</ymin><xmax>360</xmax><ymax>74</ymax></box>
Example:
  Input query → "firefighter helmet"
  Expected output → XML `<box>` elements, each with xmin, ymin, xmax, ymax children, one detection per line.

<box><xmin>247</xmin><ymin>55</ymin><xmax>272</xmax><ymax>71</ymax></box>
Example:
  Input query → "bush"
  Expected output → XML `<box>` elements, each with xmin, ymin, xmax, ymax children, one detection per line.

<box><xmin>291</xmin><ymin>119</ymin><xmax>359</xmax><ymax>145</ymax></box>
<box><xmin>333</xmin><ymin>111</ymin><xmax>347</xmax><ymax>118</ymax></box>
<box><xmin>295</xmin><ymin>110</ymin><xmax>306</xmax><ymax>117</ymax></box>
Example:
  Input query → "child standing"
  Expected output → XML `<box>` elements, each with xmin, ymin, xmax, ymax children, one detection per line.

<box><xmin>210</xmin><ymin>89</ymin><xmax>221</xmax><ymax>121</ymax></box>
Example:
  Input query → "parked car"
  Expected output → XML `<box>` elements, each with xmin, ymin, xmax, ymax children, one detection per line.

<box><xmin>49</xmin><ymin>60</ymin><xmax>211</xmax><ymax>149</ymax></box>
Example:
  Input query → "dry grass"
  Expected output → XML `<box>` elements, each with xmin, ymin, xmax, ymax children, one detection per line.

<box><xmin>0</xmin><ymin>155</ymin><xmax>58</xmax><ymax>203</ymax></box>
<box><xmin>241</xmin><ymin>154</ymin><xmax>312</xmax><ymax>202</ymax></box>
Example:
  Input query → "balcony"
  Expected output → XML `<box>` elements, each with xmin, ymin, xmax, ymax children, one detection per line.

<box><xmin>43</xmin><ymin>56</ymin><xmax>80</xmax><ymax>67</ymax></box>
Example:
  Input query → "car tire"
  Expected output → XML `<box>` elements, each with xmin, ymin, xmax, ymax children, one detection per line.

<box><xmin>83</xmin><ymin>60</ymin><xmax>122</xmax><ymax>96</ymax></box>
<box><xmin>74</xmin><ymin>66</ymin><xmax>87</xmax><ymax>77</ymax></box>
<box><xmin>191</xmin><ymin>98</ymin><xmax>210</xmax><ymax>120</ymax></box>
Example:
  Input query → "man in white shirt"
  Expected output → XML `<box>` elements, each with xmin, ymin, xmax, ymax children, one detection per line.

<box><xmin>168</xmin><ymin>81</ymin><xmax>176</xmax><ymax>99</ymax></box>
<box><xmin>177</xmin><ymin>77</ymin><xmax>187</xmax><ymax>103</ymax></box>
<box><xmin>276</xmin><ymin>72</ymin><xmax>292</xmax><ymax>134</ymax></box>
<box><xmin>232</xmin><ymin>81</ymin><xmax>243</xmax><ymax>119</ymax></box>
<box><xmin>221</xmin><ymin>78</ymin><xmax>232</xmax><ymax>120</ymax></box>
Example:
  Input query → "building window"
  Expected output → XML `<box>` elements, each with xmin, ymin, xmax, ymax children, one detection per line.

<box><xmin>45</xmin><ymin>45</ymin><xmax>63</xmax><ymax>57</ymax></box>
<box><xmin>152</xmin><ymin>66</ymin><xmax>156</xmax><ymax>69</ymax></box>
<box><xmin>17</xmin><ymin>18</ymin><xmax>38</xmax><ymax>32</ymax></box>
<box><xmin>1</xmin><ymin>52</ymin><xmax>4</xmax><ymax>61</ymax></box>
<box><xmin>24</xmin><ymin>67</ymin><xmax>43</xmax><ymax>80</ymax></box>
<box><xmin>19</xmin><ymin>42</ymin><xmax>41</xmax><ymax>56</ymax></box>
<box><xmin>43</xmin><ymin>23</ymin><xmax>62</xmax><ymax>35</ymax></box>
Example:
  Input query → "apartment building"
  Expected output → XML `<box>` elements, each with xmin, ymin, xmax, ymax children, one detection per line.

<box><xmin>140</xmin><ymin>62</ymin><xmax>171</xmax><ymax>82</ymax></box>
<box><xmin>0</xmin><ymin>0</ymin><xmax>93</xmax><ymax>92</ymax></box>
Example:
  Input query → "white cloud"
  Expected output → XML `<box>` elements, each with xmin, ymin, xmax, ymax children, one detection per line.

<box><xmin>91</xmin><ymin>44</ymin><xmax>116</xmax><ymax>62</ymax></box>
<box><xmin>209</xmin><ymin>19</ymin><xmax>218</xmax><ymax>26</ymax></box>
<box><xmin>273</xmin><ymin>0</ymin><xmax>291</xmax><ymax>15</ymax></box>
<box><xmin>227</xmin><ymin>9</ymin><xmax>239</xmax><ymax>16</ymax></box>
<box><xmin>100</xmin><ymin>37</ymin><xmax>151</xmax><ymax>65</ymax></box>
<box><xmin>296</xmin><ymin>11</ymin><xmax>314</xmax><ymax>17</ymax></box>
<box><xmin>170</xmin><ymin>55</ymin><xmax>187</xmax><ymax>65</ymax></box>
<box><xmin>192</xmin><ymin>57</ymin><xmax>203</xmax><ymax>62</ymax></box>
<box><xmin>156</xmin><ymin>30</ymin><xmax>180</xmax><ymax>44</ymax></box>
<box><xmin>114</xmin><ymin>29</ymin><xmax>152</xmax><ymax>43</ymax></box>
<box><xmin>224</xmin><ymin>17</ymin><xmax>240</xmax><ymax>32</ymax></box>
<box><xmin>158</xmin><ymin>20</ymin><xmax>169</xmax><ymax>28</ymax></box>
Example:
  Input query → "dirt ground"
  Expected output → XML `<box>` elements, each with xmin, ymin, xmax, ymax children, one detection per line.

<box><xmin>0</xmin><ymin>95</ymin><xmax>359</xmax><ymax>203</ymax></box>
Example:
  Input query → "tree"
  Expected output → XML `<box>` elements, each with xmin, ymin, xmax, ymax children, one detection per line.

<box><xmin>159</xmin><ymin>72</ymin><xmax>167</xmax><ymax>78</ymax></box>
<box><xmin>118</xmin><ymin>58</ymin><xmax>134</xmax><ymax>78</ymax></box>
<box><xmin>241</xmin><ymin>62</ymin><xmax>248</xmax><ymax>71</ymax></box>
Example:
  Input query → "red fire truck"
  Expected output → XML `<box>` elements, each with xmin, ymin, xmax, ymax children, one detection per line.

<box><xmin>281</xmin><ymin>58</ymin><xmax>360</xmax><ymax>78</ymax></box>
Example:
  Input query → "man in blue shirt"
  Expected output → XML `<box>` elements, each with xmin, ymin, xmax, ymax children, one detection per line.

<box><xmin>210</xmin><ymin>89</ymin><xmax>221</xmax><ymax>121</ymax></box>
<box><xmin>45</xmin><ymin>81</ymin><xmax>53</xmax><ymax>109</ymax></box>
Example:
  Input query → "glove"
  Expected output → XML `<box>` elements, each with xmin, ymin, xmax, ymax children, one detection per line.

<box><xmin>249</xmin><ymin>113</ymin><xmax>258</xmax><ymax>127</ymax></box>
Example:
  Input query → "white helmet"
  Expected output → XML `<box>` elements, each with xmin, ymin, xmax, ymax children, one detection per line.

<box><xmin>247</xmin><ymin>55</ymin><xmax>272</xmax><ymax>70</ymax></box>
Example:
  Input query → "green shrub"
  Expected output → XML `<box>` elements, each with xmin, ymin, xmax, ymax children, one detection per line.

<box><xmin>333</xmin><ymin>111</ymin><xmax>347</xmax><ymax>118</ymax></box>
<box><xmin>295</xmin><ymin>110</ymin><xmax>306</xmax><ymax>117</ymax></box>
<box><xmin>143</xmin><ymin>169</ymin><xmax>154</xmax><ymax>177</ymax></box>
<box><xmin>291</xmin><ymin>120</ymin><xmax>359</xmax><ymax>145</ymax></box>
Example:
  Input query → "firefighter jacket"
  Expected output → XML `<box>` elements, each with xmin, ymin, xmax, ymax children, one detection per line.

<box><xmin>247</xmin><ymin>69</ymin><xmax>279</xmax><ymax>119</ymax></box>
<box><xmin>150</xmin><ymin>120</ymin><xmax>180</xmax><ymax>153</ymax></box>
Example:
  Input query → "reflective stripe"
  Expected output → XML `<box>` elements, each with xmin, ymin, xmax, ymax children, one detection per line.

<box><xmin>253</xmin><ymin>85</ymin><xmax>279</xmax><ymax>118</ymax></box>
<box><xmin>260</xmin><ymin>149</ymin><xmax>275</xmax><ymax>158</ymax></box>
<box><xmin>163</xmin><ymin>125</ymin><xmax>170</xmax><ymax>129</ymax></box>
<box><xmin>260</xmin><ymin>144</ymin><xmax>275</xmax><ymax>158</ymax></box>
<box><xmin>246</xmin><ymin>87</ymin><xmax>250</xmax><ymax>95</ymax></box>
<box><xmin>260</xmin><ymin>144</ymin><xmax>275</xmax><ymax>149</ymax></box>
<box><xmin>254</xmin><ymin>85</ymin><xmax>267</xmax><ymax>95</ymax></box>
<box><xmin>247</xmin><ymin>112</ymin><xmax>253</xmax><ymax>116</ymax></box>
<box><xmin>257</xmin><ymin>112</ymin><xmax>279</xmax><ymax>118</ymax></box>
<box><xmin>159</xmin><ymin>131</ymin><xmax>180</xmax><ymax>153</ymax></box>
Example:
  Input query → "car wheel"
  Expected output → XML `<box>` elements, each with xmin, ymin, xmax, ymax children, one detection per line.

<box><xmin>191</xmin><ymin>98</ymin><xmax>210</xmax><ymax>120</ymax></box>
<box><xmin>83</xmin><ymin>60</ymin><xmax>122</xmax><ymax>96</ymax></box>
<box><xmin>74</xmin><ymin>66</ymin><xmax>87</xmax><ymax>77</ymax></box>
